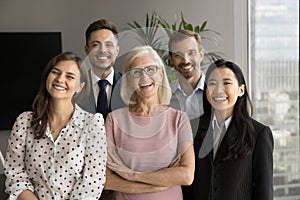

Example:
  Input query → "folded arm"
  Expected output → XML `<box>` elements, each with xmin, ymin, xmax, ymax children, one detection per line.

<box><xmin>129</xmin><ymin>145</ymin><xmax>195</xmax><ymax>187</ymax></box>
<box><xmin>104</xmin><ymin>167</ymin><xmax>168</xmax><ymax>194</ymax></box>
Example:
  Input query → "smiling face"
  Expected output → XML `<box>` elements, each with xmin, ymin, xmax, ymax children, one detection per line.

<box><xmin>85</xmin><ymin>29</ymin><xmax>119</xmax><ymax>77</ymax></box>
<box><xmin>169</xmin><ymin>37</ymin><xmax>204</xmax><ymax>79</ymax></box>
<box><xmin>128</xmin><ymin>54</ymin><xmax>163</xmax><ymax>101</ymax></box>
<box><xmin>206</xmin><ymin>66</ymin><xmax>245</xmax><ymax>119</ymax></box>
<box><xmin>46</xmin><ymin>60</ymin><xmax>83</xmax><ymax>101</ymax></box>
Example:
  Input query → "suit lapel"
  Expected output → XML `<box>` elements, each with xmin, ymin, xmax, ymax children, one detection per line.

<box><xmin>112</xmin><ymin>72</ymin><xmax>122</xmax><ymax>91</ymax></box>
<box><xmin>79</xmin><ymin>69</ymin><xmax>97</xmax><ymax>113</ymax></box>
<box><xmin>109</xmin><ymin>72</ymin><xmax>122</xmax><ymax>112</ymax></box>
<box><xmin>195</xmin><ymin>114</ymin><xmax>214</xmax><ymax>164</ymax></box>
<box><xmin>214</xmin><ymin>121</ymin><xmax>238</xmax><ymax>163</ymax></box>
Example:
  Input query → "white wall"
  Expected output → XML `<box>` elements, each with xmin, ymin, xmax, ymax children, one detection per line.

<box><xmin>0</xmin><ymin>0</ymin><xmax>248</xmax><ymax>140</ymax></box>
<box><xmin>0</xmin><ymin>0</ymin><xmax>249</xmax><ymax>112</ymax></box>
<box><xmin>0</xmin><ymin>0</ymin><xmax>245</xmax><ymax>62</ymax></box>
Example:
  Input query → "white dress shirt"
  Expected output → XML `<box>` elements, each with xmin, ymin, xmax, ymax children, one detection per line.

<box><xmin>91</xmin><ymin>69</ymin><xmax>115</xmax><ymax>106</ymax></box>
<box><xmin>212</xmin><ymin>114</ymin><xmax>232</xmax><ymax>158</ymax></box>
<box><xmin>170</xmin><ymin>73</ymin><xmax>205</xmax><ymax>120</ymax></box>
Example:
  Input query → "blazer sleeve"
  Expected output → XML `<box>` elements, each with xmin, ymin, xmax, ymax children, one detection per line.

<box><xmin>252</xmin><ymin>124</ymin><xmax>274</xmax><ymax>200</ymax></box>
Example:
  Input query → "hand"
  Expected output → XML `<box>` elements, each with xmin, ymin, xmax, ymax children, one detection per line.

<box><xmin>17</xmin><ymin>190</ymin><xmax>39</xmax><ymax>200</ymax></box>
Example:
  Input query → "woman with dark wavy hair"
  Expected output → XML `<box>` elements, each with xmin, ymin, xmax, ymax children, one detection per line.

<box><xmin>4</xmin><ymin>52</ymin><xmax>106</xmax><ymax>200</ymax></box>
<box><xmin>183</xmin><ymin>59</ymin><xmax>274</xmax><ymax>200</ymax></box>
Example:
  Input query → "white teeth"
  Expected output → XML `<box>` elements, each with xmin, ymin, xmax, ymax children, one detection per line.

<box><xmin>140</xmin><ymin>83</ymin><xmax>152</xmax><ymax>87</ymax></box>
<box><xmin>181</xmin><ymin>65</ymin><xmax>192</xmax><ymax>70</ymax></box>
<box><xmin>53</xmin><ymin>85</ymin><xmax>66</xmax><ymax>91</ymax></box>
<box><xmin>214</xmin><ymin>97</ymin><xmax>227</xmax><ymax>101</ymax></box>
<box><xmin>97</xmin><ymin>56</ymin><xmax>108</xmax><ymax>60</ymax></box>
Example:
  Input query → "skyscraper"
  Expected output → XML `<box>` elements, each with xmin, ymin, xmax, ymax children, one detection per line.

<box><xmin>251</xmin><ymin>0</ymin><xmax>299</xmax><ymax>199</ymax></box>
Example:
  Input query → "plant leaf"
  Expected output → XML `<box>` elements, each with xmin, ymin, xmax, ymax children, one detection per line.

<box><xmin>184</xmin><ymin>24</ymin><xmax>193</xmax><ymax>31</ymax></box>
<box><xmin>200</xmin><ymin>21</ymin><xmax>207</xmax><ymax>31</ymax></box>
<box><xmin>195</xmin><ymin>25</ymin><xmax>200</xmax><ymax>33</ymax></box>
<box><xmin>180</xmin><ymin>12</ymin><xmax>187</xmax><ymax>26</ymax></box>
<box><xmin>145</xmin><ymin>13</ymin><xmax>148</xmax><ymax>27</ymax></box>
<box><xmin>127</xmin><ymin>12</ymin><xmax>222</xmax><ymax>70</ymax></box>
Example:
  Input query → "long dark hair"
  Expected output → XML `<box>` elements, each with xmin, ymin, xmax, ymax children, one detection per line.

<box><xmin>205</xmin><ymin>59</ymin><xmax>255</xmax><ymax>160</ymax></box>
<box><xmin>31</xmin><ymin>52</ymin><xmax>82</xmax><ymax>139</ymax></box>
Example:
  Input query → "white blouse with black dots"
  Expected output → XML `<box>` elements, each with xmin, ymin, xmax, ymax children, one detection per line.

<box><xmin>4</xmin><ymin>104</ymin><xmax>107</xmax><ymax>200</ymax></box>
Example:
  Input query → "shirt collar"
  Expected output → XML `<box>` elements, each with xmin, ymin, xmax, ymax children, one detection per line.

<box><xmin>45</xmin><ymin>104</ymin><xmax>85</xmax><ymax>138</ymax></box>
<box><xmin>212</xmin><ymin>114</ymin><xmax>232</xmax><ymax>131</ymax></box>
<box><xmin>197</xmin><ymin>73</ymin><xmax>205</xmax><ymax>90</ymax></box>
<box><xmin>70</xmin><ymin>104</ymin><xmax>86</xmax><ymax>130</ymax></box>
<box><xmin>170</xmin><ymin>79</ymin><xmax>180</xmax><ymax>93</ymax></box>
<box><xmin>170</xmin><ymin>72</ymin><xmax>205</xmax><ymax>94</ymax></box>
<box><xmin>91</xmin><ymin>68</ymin><xmax>115</xmax><ymax>86</ymax></box>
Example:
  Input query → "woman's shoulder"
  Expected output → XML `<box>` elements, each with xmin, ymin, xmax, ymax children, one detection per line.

<box><xmin>162</xmin><ymin>107</ymin><xmax>191</xmax><ymax>128</ymax></box>
<box><xmin>16</xmin><ymin>111</ymin><xmax>33</xmax><ymax>121</ymax></box>
<box><xmin>111</xmin><ymin>107</ymin><xmax>128</xmax><ymax>114</ymax></box>
<box><xmin>251</xmin><ymin>118</ymin><xmax>273</xmax><ymax>139</ymax></box>
<box><xmin>107</xmin><ymin>107</ymin><xmax>129</xmax><ymax>119</ymax></box>
<box><xmin>251</xmin><ymin>118</ymin><xmax>270</xmax><ymax>131</ymax></box>
<box><xmin>166</xmin><ymin>106</ymin><xmax>185</xmax><ymax>115</ymax></box>
<box><xmin>166</xmin><ymin>107</ymin><xmax>190</xmax><ymax>120</ymax></box>
<box><xmin>74</xmin><ymin>104</ymin><xmax>104</xmax><ymax>123</ymax></box>
<box><xmin>11</xmin><ymin>111</ymin><xmax>33</xmax><ymax>130</ymax></box>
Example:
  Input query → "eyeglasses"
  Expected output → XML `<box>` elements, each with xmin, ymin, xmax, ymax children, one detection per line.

<box><xmin>128</xmin><ymin>65</ymin><xmax>161</xmax><ymax>78</ymax></box>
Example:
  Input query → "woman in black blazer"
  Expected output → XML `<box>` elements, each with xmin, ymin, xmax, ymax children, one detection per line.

<box><xmin>183</xmin><ymin>59</ymin><xmax>274</xmax><ymax>200</ymax></box>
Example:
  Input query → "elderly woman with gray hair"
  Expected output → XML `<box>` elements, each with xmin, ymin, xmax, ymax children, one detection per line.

<box><xmin>104</xmin><ymin>45</ymin><xmax>195</xmax><ymax>200</ymax></box>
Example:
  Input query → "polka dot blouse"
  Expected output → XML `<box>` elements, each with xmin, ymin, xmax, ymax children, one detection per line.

<box><xmin>4</xmin><ymin>104</ymin><xmax>107</xmax><ymax>200</ymax></box>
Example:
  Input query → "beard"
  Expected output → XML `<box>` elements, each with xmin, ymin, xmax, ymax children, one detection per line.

<box><xmin>177</xmin><ymin>63</ymin><xmax>199</xmax><ymax>79</ymax></box>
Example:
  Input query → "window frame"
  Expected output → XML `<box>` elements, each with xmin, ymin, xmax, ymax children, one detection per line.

<box><xmin>233</xmin><ymin>0</ymin><xmax>251</xmax><ymax>95</ymax></box>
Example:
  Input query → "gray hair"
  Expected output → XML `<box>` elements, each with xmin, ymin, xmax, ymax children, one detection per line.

<box><xmin>121</xmin><ymin>45</ymin><xmax>171</xmax><ymax>105</ymax></box>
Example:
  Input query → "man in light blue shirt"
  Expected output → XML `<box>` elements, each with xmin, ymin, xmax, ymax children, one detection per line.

<box><xmin>168</xmin><ymin>30</ymin><xmax>205</xmax><ymax>138</ymax></box>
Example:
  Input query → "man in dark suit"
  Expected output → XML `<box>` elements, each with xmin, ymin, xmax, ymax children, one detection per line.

<box><xmin>80</xmin><ymin>19</ymin><xmax>124</xmax><ymax>200</ymax></box>
<box><xmin>80</xmin><ymin>19</ymin><xmax>124</xmax><ymax>120</ymax></box>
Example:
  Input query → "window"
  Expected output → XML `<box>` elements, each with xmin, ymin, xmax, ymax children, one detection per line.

<box><xmin>250</xmin><ymin>0</ymin><xmax>300</xmax><ymax>199</ymax></box>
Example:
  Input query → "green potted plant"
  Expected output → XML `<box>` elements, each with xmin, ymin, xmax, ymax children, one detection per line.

<box><xmin>127</xmin><ymin>11</ymin><xmax>223</xmax><ymax>68</ymax></box>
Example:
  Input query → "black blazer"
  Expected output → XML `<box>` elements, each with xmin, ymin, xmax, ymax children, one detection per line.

<box><xmin>183</xmin><ymin>114</ymin><xmax>274</xmax><ymax>200</ymax></box>
<box><xmin>78</xmin><ymin>70</ymin><xmax>125</xmax><ymax>115</ymax></box>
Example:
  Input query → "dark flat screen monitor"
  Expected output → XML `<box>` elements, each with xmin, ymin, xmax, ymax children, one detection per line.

<box><xmin>0</xmin><ymin>32</ymin><xmax>62</xmax><ymax>130</ymax></box>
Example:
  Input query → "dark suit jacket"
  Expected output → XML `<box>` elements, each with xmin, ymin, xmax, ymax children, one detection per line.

<box><xmin>183</xmin><ymin>114</ymin><xmax>274</xmax><ymax>200</ymax></box>
<box><xmin>78</xmin><ymin>70</ymin><xmax>123</xmax><ymax>200</ymax></box>
<box><xmin>78</xmin><ymin>70</ymin><xmax>125</xmax><ymax>115</ymax></box>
